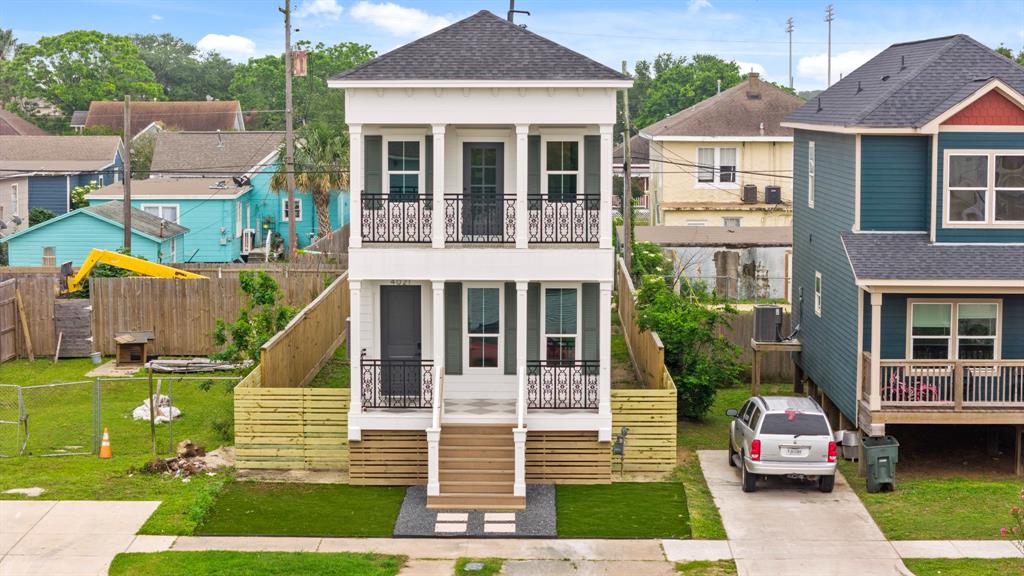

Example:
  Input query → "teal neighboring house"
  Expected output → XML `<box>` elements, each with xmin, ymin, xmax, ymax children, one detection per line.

<box><xmin>782</xmin><ymin>35</ymin><xmax>1024</xmax><ymax>456</ymax></box>
<box><xmin>2</xmin><ymin>201</ymin><xmax>187</xmax><ymax>266</ymax></box>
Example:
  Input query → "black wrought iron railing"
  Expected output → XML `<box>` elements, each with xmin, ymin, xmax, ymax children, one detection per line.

<box><xmin>444</xmin><ymin>193</ymin><xmax>517</xmax><ymax>243</ymax></box>
<box><xmin>361</xmin><ymin>358</ymin><xmax>434</xmax><ymax>409</ymax></box>
<box><xmin>526</xmin><ymin>360</ymin><xmax>600</xmax><ymax>409</ymax></box>
<box><xmin>361</xmin><ymin>193</ymin><xmax>432</xmax><ymax>243</ymax></box>
<box><xmin>527</xmin><ymin>196</ymin><xmax>601</xmax><ymax>243</ymax></box>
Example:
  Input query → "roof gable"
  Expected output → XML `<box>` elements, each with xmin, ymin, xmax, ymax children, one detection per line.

<box><xmin>0</xmin><ymin>135</ymin><xmax>122</xmax><ymax>173</ymax></box>
<box><xmin>942</xmin><ymin>89</ymin><xmax>1024</xmax><ymax>126</ymax></box>
<box><xmin>332</xmin><ymin>10</ymin><xmax>627</xmax><ymax>83</ymax></box>
<box><xmin>84</xmin><ymin>101</ymin><xmax>244</xmax><ymax>138</ymax></box>
<box><xmin>149</xmin><ymin>131</ymin><xmax>284</xmax><ymax>176</ymax></box>
<box><xmin>0</xmin><ymin>110</ymin><xmax>49</xmax><ymax>136</ymax></box>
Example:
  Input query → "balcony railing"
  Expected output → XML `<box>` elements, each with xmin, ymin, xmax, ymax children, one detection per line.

<box><xmin>865</xmin><ymin>356</ymin><xmax>1024</xmax><ymax>409</ymax></box>
<box><xmin>526</xmin><ymin>360</ymin><xmax>600</xmax><ymax>409</ymax></box>
<box><xmin>360</xmin><ymin>357</ymin><xmax>434</xmax><ymax>409</ymax></box>
<box><xmin>444</xmin><ymin>194</ymin><xmax>517</xmax><ymax>243</ymax></box>
<box><xmin>527</xmin><ymin>196</ymin><xmax>600</xmax><ymax>244</ymax></box>
<box><xmin>361</xmin><ymin>193</ymin><xmax>432</xmax><ymax>243</ymax></box>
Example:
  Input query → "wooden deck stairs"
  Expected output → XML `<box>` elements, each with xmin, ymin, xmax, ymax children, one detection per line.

<box><xmin>426</xmin><ymin>424</ymin><xmax>526</xmax><ymax>510</ymax></box>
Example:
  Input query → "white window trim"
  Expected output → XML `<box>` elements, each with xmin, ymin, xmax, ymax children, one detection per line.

<box><xmin>281</xmin><ymin>198</ymin><xmax>302</xmax><ymax>222</ymax></box>
<box><xmin>540</xmin><ymin>135</ymin><xmax>583</xmax><ymax>200</ymax></box>
<box><xmin>170</xmin><ymin>237</ymin><xmax>177</xmax><ymax>263</ymax></box>
<box><xmin>462</xmin><ymin>283</ymin><xmax>504</xmax><ymax>374</ymax></box>
<box><xmin>905</xmin><ymin>298</ymin><xmax>1002</xmax><ymax>360</ymax></box>
<box><xmin>540</xmin><ymin>283</ymin><xmax>582</xmax><ymax>362</ymax></box>
<box><xmin>382</xmin><ymin>135</ymin><xmax>425</xmax><ymax>198</ymax></box>
<box><xmin>943</xmin><ymin>149</ymin><xmax>1024</xmax><ymax>228</ymax></box>
<box><xmin>694</xmin><ymin>146</ymin><xmax>740</xmax><ymax>189</ymax></box>
<box><xmin>140</xmin><ymin>203</ymin><xmax>180</xmax><ymax>223</ymax></box>
<box><xmin>10</xmin><ymin>183</ymin><xmax>18</xmax><ymax>217</ymax></box>
<box><xmin>808</xmin><ymin>141</ymin><xmax>816</xmax><ymax>208</ymax></box>
<box><xmin>722</xmin><ymin>217</ymin><xmax>742</xmax><ymax>227</ymax></box>
<box><xmin>235</xmin><ymin>201</ymin><xmax>243</xmax><ymax>237</ymax></box>
<box><xmin>814</xmin><ymin>271</ymin><xmax>822</xmax><ymax>317</ymax></box>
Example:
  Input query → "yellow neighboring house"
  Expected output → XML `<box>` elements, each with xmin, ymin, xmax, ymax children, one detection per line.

<box><xmin>641</xmin><ymin>73</ymin><xmax>804</xmax><ymax>227</ymax></box>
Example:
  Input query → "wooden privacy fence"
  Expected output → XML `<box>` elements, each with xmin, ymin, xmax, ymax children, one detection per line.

<box><xmin>720</xmin><ymin>311</ymin><xmax>794</xmax><ymax>382</ymax></box>
<box><xmin>259</xmin><ymin>272</ymin><xmax>350</xmax><ymax>388</ymax></box>
<box><xmin>611</xmin><ymin>385</ymin><xmax>677</xmax><ymax>474</ymax></box>
<box><xmin>1</xmin><ymin>276</ymin><xmax>60</xmax><ymax>359</ymax></box>
<box><xmin>616</xmin><ymin>257</ymin><xmax>674</xmax><ymax>390</ymax></box>
<box><xmin>234</xmin><ymin>366</ymin><xmax>350</xmax><ymax>470</ymax></box>
<box><xmin>291</xmin><ymin>225</ymin><xmax>350</xmax><ymax>268</ymax></box>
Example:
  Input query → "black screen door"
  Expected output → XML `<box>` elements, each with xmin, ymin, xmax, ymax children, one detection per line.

<box><xmin>380</xmin><ymin>285</ymin><xmax>421</xmax><ymax>399</ymax></box>
<box><xmin>462</xmin><ymin>142</ymin><xmax>504</xmax><ymax>237</ymax></box>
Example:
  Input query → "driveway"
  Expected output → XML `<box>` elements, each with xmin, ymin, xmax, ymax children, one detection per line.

<box><xmin>0</xmin><ymin>500</ymin><xmax>165</xmax><ymax>576</ymax></box>
<box><xmin>698</xmin><ymin>450</ymin><xmax>910</xmax><ymax>576</ymax></box>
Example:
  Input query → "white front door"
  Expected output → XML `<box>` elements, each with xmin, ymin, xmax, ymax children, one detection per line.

<box><xmin>463</xmin><ymin>283</ymin><xmax>503</xmax><ymax>374</ymax></box>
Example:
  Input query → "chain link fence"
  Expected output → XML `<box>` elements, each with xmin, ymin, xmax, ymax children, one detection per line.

<box><xmin>0</xmin><ymin>375</ymin><xmax>240</xmax><ymax>458</ymax></box>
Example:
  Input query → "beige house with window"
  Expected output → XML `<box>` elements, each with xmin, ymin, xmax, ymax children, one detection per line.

<box><xmin>641</xmin><ymin>73</ymin><xmax>804</xmax><ymax>227</ymax></box>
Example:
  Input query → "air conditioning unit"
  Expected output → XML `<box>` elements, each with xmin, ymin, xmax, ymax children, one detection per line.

<box><xmin>241</xmin><ymin>228</ymin><xmax>256</xmax><ymax>255</ymax></box>
<box><xmin>753</xmin><ymin>304</ymin><xmax>783</xmax><ymax>342</ymax></box>
<box><xmin>742</xmin><ymin>184</ymin><xmax>758</xmax><ymax>204</ymax></box>
<box><xmin>765</xmin><ymin>185</ymin><xmax>782</xmax><ymax>204</ymax></box>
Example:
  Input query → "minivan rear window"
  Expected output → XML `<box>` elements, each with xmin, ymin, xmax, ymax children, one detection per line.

<box><xmin>759</xmin><ymin>412</ymin><xmax>830</xmax><ymax>436</ymax></box>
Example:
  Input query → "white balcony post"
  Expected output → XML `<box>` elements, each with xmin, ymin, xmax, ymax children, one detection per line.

<box><xmin>513</xmin><ymin>427</ymin><xmax>527</xmax><ymax>497</ymax></box>
<box><xmin>515</xmin><ymin>124</ymin><xmax>530</xmax><ymax>248</ymax></box>
<box><xmin>431</xmin><ymin>124</ymin><xmax>446</xmax><ymax>248</ymax></box>
<box><xmin>599</xmin><ymin>124</ymin><xmax>613</xmax><ymax>249</ymax></box>
<box><xmin>869</xmin><ymin>291</ymin><xmax>883</xmax><ymax>412</ymax></box>
<box><xmin>599</xmin><ymin>281</ymin><xmax>613</xmax><ymax>441</ymax></box>
<box><xmin>349</xmin><ymin>125</ymin><xmax>363</xmax><ymax>249</ymax></box>
<box><xmin>348</xmin><ymin>280</ymin><xmax>362</xmax><ymax>440</ymax></box>
<box><xmin>513</xmin><ymin>279</ymin><xmax>528</xmax><ymax>497</ymax></box>
<box><xmin>426</xmin><ymin>428</ymin><xmax>440</xmax><ymax>496</ymax></box>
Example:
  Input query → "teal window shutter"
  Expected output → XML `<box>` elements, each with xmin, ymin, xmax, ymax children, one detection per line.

<box><xmin>581</xmin><ymin>283</ymin><xmax>599</xmax><ymax>362</ymax></box>
<box><xmin>584</xmin><ymin>135</ymin><xmax>600</xmax><ymax>206</ymax></box>
<box><xmin>424</xmin><ymin>137</ymin><xmax>433</xmax><ymax>200</ymax></box>
<box><xmin>527</xmin><ymin>282</ymin><xmax>540</xmax><ymax>361</ymax></box>
<box><xmin>364</xmin><ymin>135</ymin><xmax>382</xmax><ymax>209</ymax></box>
<box><xmin>504</xmin><ymin>282</ymin><xmax>516</xmax><ymax>375</ymax></box>
<box><xmin>444</xmin><ymin>282</ymin><xmax>462</xmax><ymax>375</ymax></box>
<box><xmin>528</xmin><ymin>135</ymin><xmax>541</xmax><ymax>204</ymax></box>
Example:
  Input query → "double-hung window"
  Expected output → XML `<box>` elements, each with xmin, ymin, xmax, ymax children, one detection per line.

<box><xmin>814</xmin><ymin>272</ymin><xmax>822</xmax><ymax>317</ymax></box>
<box><xmin>696</xmin><ymin>147</ymin><xmax>738</xmax><ymax>185</ymax></box>
<box><xmin>466</xmin><ymin>287</ymin><xmax>501</xmax><ymax>369</ymax></box>
<box><xmin>387</xmin><ymin>140</ymin><xmax>420</xmax><ymax>201</ymax></box>
<box><xmin>946</xmin><ymin>151</ymin><xmax>1024</xmax><ymax>225</ymax></box>
<box><xmin>807</xmin><ymin>141</ymin><xmax>816</xmax><ymax>208</ymax></box>
<box><xmin>544</xmin><ymin>287</ymin><xmax>578</xmax><ymax>364</ymax></box>
<box><xmin>142</xmin><ymin>204</ymin><xmax>179</xmax><ymax>223</ymax></box>
<box><xmin>545</xmin><ymin>141</ymin><xmax>579</xmax><ymax>202</ymax></box>
<box><xmin>957</xmin><ymin>303</ymin><xmax>998</xmax><ymax>360</ymax></box>
<box><xmin>282</xmin><ymin>199</ymin><xmax>302</xmax><ymax>221</ymax></box>
<box><xmin>910</xmin><ymin>303</ymin><xmax>952</xmax><ymax>359</ymax></box>
<box><xmin>909</xmin><ymin>300</ymin><xmax>1000</xmax><ymax>360</ymax></box>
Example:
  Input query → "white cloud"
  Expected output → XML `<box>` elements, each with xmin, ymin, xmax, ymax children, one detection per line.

<box><xmin>150</xmin><ymin>14</ymin><xmax>162</xmax><ymax>21</ymax></box>
<box><xmin>686</xmin><ymin>0</ymin><xmax>712</xmax><ymax>16</ymax></box>
<box><xmin>735</xmin><ymin>60</ymin><xmax>766</xmax><ymax>76</ymax></box>
<box><xmin>295</xmin><ymin>0</ymin><xmax>343</xmax><ymax>21</ymax></box>
<box><xmin>798</xmin><ymin>49</ymin><xmax>879</xmax><ymax>87</ymax></box>
<box><xmin>350</xmin><ymin>1</ymin><xmax>453</xmax><ymax>37</ymax></box>
<box><xmin>197</xmin><ymin>34</ymin><xmax>257</xmax><ymax>61</ymax></box>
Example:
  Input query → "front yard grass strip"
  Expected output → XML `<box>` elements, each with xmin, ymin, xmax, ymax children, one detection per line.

<box><xmin>839</xmin><ymin>460</ymin><xmax>1020</xmax><ymax>540</ymax></box>
<box><xmin>308</xmin><ymin>345</ymin><xmax>350</xmax><ymax>388</ymax></box>
<box><xmin>556</xmin><ymin>482</ymin><xmax>690</xmax><ymax>538</ymax></box>
<box><xmin>455</xmin><ymin>557</ymin><xmax>503</xmax><ymax>576</ymax></box>
<box><xmin>901</xmin><ymin>558</ymin><xmax>1023</xmax><ymax>576</ymax></box>
<box><xmin>196</xmin><ymin>482</ymin><xmax>405</xmax><ymax>537</ymax></box>
<box><xmin>109</xmin><ymin>551</ymin><xmax>406</xmax><ymax>576</ymax></box>
<box><xmin>674</xmin><ymin>456</ymin><xmax>726</xmax><ymax>539</ymax></box>
<box><xmin>676</xmin><ymin>559</ymin><xmax>738</xmax><ymax>575</ymax></box>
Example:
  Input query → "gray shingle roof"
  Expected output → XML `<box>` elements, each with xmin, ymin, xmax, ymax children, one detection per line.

<box><xmin>786</xmin><ymin>34</ymin><xmax>1024</xmax><ymax>128</ymax></box>
<box><xmin>0</xmin><ymin>135</ymin><xmax>121</xmax><ymax>173</ymax></box>
<box><xmin>332</xmin><ymin>10</ymin><xmax>627</xmax><ymax>82</ymax></box>
<box><xmin>150</xmin><ymin>131</ymin><xmax>283</xmax><ymax>176</ymax></box>
<box><xmin>842</xmin><ymin>232</ymin><xmax>1024</xmax><ymax>281</ymax></box>
<box><xmin>85</xmin><ymin>201</ymin><xmax>189</xmax><ymax>239</ymax></box>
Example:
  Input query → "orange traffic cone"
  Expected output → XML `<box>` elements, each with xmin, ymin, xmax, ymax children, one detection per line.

<box><xmin>99</xmin><ymin>427</ymin><xmax>112</xmax><ymax>459</ymax></box>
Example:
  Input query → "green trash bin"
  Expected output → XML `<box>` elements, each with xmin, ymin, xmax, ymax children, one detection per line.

<box><xmin>862</xmin><ymin>435</ymin><xmax>899</xmax><ymax>493</ymax></box>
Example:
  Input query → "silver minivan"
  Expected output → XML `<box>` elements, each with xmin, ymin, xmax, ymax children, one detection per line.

<box><xmin>727</xmin><ymin>396</ymin><xmax>837</xmax><ymax>493</ymax></box>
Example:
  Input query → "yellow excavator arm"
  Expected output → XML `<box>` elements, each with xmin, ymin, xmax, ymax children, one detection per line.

<box><xmin>61</xmin><ymin>249</ymin><xmax>206</xmax><ymax>294</ymax></box>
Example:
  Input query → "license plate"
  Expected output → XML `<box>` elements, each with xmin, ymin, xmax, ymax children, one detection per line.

<box><xmin>782</xmin><ymin>447</ymin><xmax>808</xmax><ymax>457</ymax></box>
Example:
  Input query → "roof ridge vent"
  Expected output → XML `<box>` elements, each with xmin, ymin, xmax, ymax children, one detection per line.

<box><xmin>899</xmin><ymin>55</ymin><xmax>906</xmax><ymax>71</ymax></box>
<box><xmin>816</xmin><ymin>97</ymin><xmax>823</xmax><ymax>112</ymax></box>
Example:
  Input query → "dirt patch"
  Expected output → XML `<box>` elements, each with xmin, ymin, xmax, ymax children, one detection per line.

<box><xmin>887</xmin><ymin>424</ymin><xmax>1018</xmax><ymax>480</ymax></box>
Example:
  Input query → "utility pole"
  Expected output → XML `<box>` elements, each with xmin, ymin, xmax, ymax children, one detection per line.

<box><xmin>122</xmin><ymin>95</ymin><xmax>132</xmax><ymax>251</ymax></box>
<box><xmin>825</xmin><ymin>4</ymin><xmax>835</xmax><ymax>87</ymax></box>
<box><xmin>786</xmin><ymin>17</ymin><xmax>794</xmax><ymax>90</ymax></box>
<box><xmin>621</xmin><ymin>60</ymin><xmax>633</xmax><ymax>273</ymax></box>
<box><xmin>280</xmin><ymin>0</ymin><xmax>298</xmax><ymax>258</ymax></box>
<box><xmin>507</xmin><ymin>0</ymin><xmax>529</xmax><ymax>23</ymax></box>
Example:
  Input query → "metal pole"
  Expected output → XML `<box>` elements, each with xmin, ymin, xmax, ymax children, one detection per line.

<box><xmin>281</xmin><ymin>0</ymin><xmax>298</xmax><ymax>258</ymax></box>
<box><xmin>786</xmin><ymin>17</ymin><xmax>794</xmax><ymax>90</ymax></box>
<box><xmin>621</xmin><ymin>61</ymin><xmax>633</xmax><ymax>273</ymax></box>
<box><xmin>148</xmin><ymin>366</ymin><xmax>156</xmax><ymax>457</ymax></box>
<box><xmin>93</xmin><ymin>378</ymin><xmax>100</xmax><ymax>453</ymax></box>
<box><xmin>167</xmin><ymin>378</ymin><xmax>173</xmax><ymax>455</ymax></box>
<box><xmin>825</xmin><ymin>5</ymin><xmax>834</xmax><ymax>87</ymax></box>
<box><xmin>122</xmin><ymin>95</ymin><xmax>132</xmax><ymax>251</ymax></box>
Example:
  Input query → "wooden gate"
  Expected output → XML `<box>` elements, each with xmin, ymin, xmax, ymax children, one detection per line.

<box><xmin>0</xmin><ymin>280</ymin><xmax>15</xmax><ymax>363</ymax></box>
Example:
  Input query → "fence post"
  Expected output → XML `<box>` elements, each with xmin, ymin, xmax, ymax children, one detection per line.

<box><xmin>148</xmin><ymin>367</ymin><xmax>156</xmax><ymax>457</ymax></box>
<box><xmin>167</xmin><ymin>378</ymin><xmax>173</xmax><ymax>455</ymax></box>
<box><xmin>93</xmin><ymin>378</ymin><xmax>101</xmax><ymax>454</ymax></box>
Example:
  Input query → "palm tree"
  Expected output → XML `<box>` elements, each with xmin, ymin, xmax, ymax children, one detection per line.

<box><xmin>270</xmin><ymin>125</ymin><xmax>348</xmax><ymax>240</ymax></box>
<box><xmin>0</xmin><ymin>29</ymin><xmax>18</xmax><ymax>61</ymax></box>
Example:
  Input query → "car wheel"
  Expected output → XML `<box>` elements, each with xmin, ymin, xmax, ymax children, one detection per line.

<box><xmin>818</xmin><ymin>474</ymin><xmax>835</xmax><ymax>493</ymax></box>
<box><xmin>728</xmin><ymin>435</ymin><xmax>737</xmax><ymax>467</ymax></box>
<box><xmin>741</xmin><ymin>458</ymin><xmax>757</xmax><ymax>493</ymax></box>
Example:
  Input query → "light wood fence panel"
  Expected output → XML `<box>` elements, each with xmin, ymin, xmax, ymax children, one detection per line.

<box><xmin>611</xmin><ymin>383</ymin><xmax>677</xmax><ymax>473</ymax></box>
<box><xmin>526</xmin><ymin>431</ymin><xmax>611</xmax><ymax>483</ymax></box>
<box><xmin>349</xmin><ymin>430</ymin><xmax>427</xmax><ymax>484</ymax></box>
<box><xmin>12</xmin><ymin>277</ymin><xmax>59</xmax><ymax>358</ymax></box>
<box><xmin>720</xmin><ymin>312</ymin><xmax>794</xmax><ymax>382</ymax></box>
<box><xmin>0</xmin><ymin>280</ymin><xmax>15</xmax><ymax>362</ymax></box>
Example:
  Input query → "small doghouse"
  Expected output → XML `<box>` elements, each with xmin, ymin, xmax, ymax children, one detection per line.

<box><xmin>114</xmin><ymin>331</ymin><xmax>155</xmax><ymax>367</ymax></box>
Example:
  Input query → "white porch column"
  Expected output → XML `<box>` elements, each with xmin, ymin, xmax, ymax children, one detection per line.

<box><xmin>348</xmin><ymin>280</ymin><xmax>362</xmax><ymax>441</ymax></box>
<box><xmin>869</xmin><ymin>291</ymin><xmax>883</xmax><ymax>412</ymax></box>
<box><xmin>426</xmin><ymin>428</ymin><xmax>441</xmax><ymax>496</ymax></box>
<box><xmin>431</xmin><ymin>281</ymin><xmax>446</xmax><ymax>379</ymax></box>
<box><xmin>598</xmin><ymin>281</ymin><xmax>613</xmax><ymax>441</ymax></box>
<box><xmin>427</xmin><ymin>281</ymin><xmax>445</xmax><ymax>497</ymax></box>
<box><xmin>515</xmin><ymin>124</ymin><xmax>530</xmax><ymax>248</ymax></box>
<box><xmin>431</xmin><ymin>124</ymin><xmax>446</xmax><ymax>248</ymax></box>
<box><xmin>349</xmin><ymin>125</ymin><xmax>363</xmax><ymax>249</ymax></box>
<box><xmin>599</xmin><ymin>124</ymin><xmax>613</xmax><ymax>249</ymax></box>
<box><xmin>513</xmin><ymin>427</ymin><xmax>527</xmax><ymax>497</ymax></box>
<box><xmin>513</xmin><ymin>281</ymin><xmax>528</xmax><ymax>497</ymax></box>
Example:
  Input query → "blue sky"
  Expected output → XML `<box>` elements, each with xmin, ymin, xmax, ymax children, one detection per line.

<box><xmin>6</xmin><ymin>0</ymin><xmax>1024</xmax><ymax>91</ymax></box>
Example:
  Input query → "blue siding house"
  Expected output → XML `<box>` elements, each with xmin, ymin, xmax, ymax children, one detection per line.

<box><xmin>783</xmin><ymin>35</ymin><xmax>1024</xmax><ymax>448</ymax></box>
<box><xmin>2</xmin><ymin>201</ymin><xmax>187</xmax><ymax>266</ymax></box>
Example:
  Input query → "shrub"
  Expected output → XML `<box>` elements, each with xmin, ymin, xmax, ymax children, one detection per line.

<box><xmin>211</xmin><ymin>271</ymin><xmax>296</xmax><ymax>363</ymax></box>
<box><xmin>28</xmin><ymin>207</ymin><xmax>55</xmax><ymax>226</ymax></box>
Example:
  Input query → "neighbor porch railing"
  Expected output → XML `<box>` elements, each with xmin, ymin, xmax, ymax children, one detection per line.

<box><xmin>527</xmin><ymin>196</ymin><xmax>601</xmax><ymax>243</ymax></box>
<box><xmin>361</xmin><ymin>193</ymin><xmax>433</xmax><ymax>243</ymax></box>
<box><xmin>360</xmin><ymin>356</ymin><xmax>434</xmax><ymax>409</ymax></box>
<box><xmin>443</xmin><ymin>193</ymin><xmax>517</xmax><ymax>243</ymax></box>
<box><xmin>864</xmin><ymin>356</ymin><xmax>1024</xmax><ymax>410</ymax></box>
<box><xmin>525</xmin><ymin>360</ymin><xmax>600</xmax><ymax>409</ymax></box>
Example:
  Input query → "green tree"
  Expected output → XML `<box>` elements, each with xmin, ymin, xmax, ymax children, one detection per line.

<box><xmin>131</xmin><ymin>133</ymin><xmax>157</xmax><ymax>179</ymax></box>
<box><xmin>995</xmin><ymin>45</ymin><xmax>1024</xmax><ymax>66</ymax></box>
<box><xmin>270</xmin><ymin>124</ymin><xmax>347</xmax><ymax>238</ymax></box>
<box><xmin>634</xmin><ymin>54</ymin><xmax>742</xmax><ymax>129</ymax></box>
<box><xmin>230</xmin><ymin>40</ymin><xmax>375</xmax><ymax>132</ymax></box>
<box><xmin>4</xmin><ymin>31</ymin><xmax>162</xmax><ymax>118</ymax></box>
<box><xmin>0</xmin><ymin>28</ymin><xmax>18</xmax><ymax>61</ymax></box>
<box><xmin>130</xmin><ymin>34</ymin><xmax>235</xmax><ymax>101</ymax></box>
<box><xmin>28</xmin><ymin>207</ymin><xmax>55</xmax><ymax>226</ymax></box>
<box><xmin>211</xmin><ymin>271</ymin><xmax>296</xmax><ymax>363</ymax></box>
<box><xmin>70</xmin><ymin>180</ymin><xmax>100</xmax><ymax>209</ymax></box>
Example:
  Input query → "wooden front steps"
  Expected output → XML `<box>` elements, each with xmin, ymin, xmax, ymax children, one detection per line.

<box><xmin>427</xmin><ymin>424</ymin><xmax>525</xmax><ymax>510</ymax></box>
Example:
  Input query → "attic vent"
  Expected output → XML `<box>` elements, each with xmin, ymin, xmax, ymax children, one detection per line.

<box><xmin>816</xmin><ymin>97</ymin><xmax>823</xmax><ymax>112</ymax></box>
<box><xmin>899</xmin><ymin>55</ymin><xmax>906</xmax><ymax>71</ymax></box>
<box><xmin>856</xmin><ymin>81</ymin><xmax>863</xmax><ymax>94</ymax></box>
<box><xmin>880</xmin><ymin>75</ymin><xmax>890</xmax><ymax>82</ymax></box>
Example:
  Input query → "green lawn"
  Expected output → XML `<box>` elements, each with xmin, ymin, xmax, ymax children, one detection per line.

<box><xmin>673</xmin><ymin>455</ymin><xmax>726</xmax><ymax>539</ymax></box>
<box><xmin>308</xmin><ymin>345</ymin><xmax>350</xmax><ymax>388</ymax></box>
<box><xmin>455</xmin><ymin>558</ymin><xmax>503</xmax><ymax>576</ymax></box>
<box><xmin>840</xmin><ymin>460</ymin><xmax>1022</xmax><ymax>540</ymax></box>
<box><xmin>678</xmin><ymin>382</ymin><xmax>793</xmax><ymax>451</ymax></box>
<box><xmin>0</xmin><ymin>357</ymin><xmax>99</xmax><ymax>386</ymax></box>
<box><xmin>196</xmin><ymin>482</ymin><xmax>405</xmax><ymax>536</ymax></box>
<box><xmin>676</xmin><ymin>559</ymin><xmax>738</xmax><ymax>575</ymax></box>
<box><xmin>556</xmin><ymin>482</ymin><xmax>690</xmax><ymax>538</ymax></box>
<box><xmin>109</xmin><ymin>551</ymin><xmax>405</xmax><ymax>576</ymax></box>
<box><xmin>611</xmin><ymin>314</ymin><xmax>642</xmax><ymax>389</ymax></box>
<box><xmin>902</xmin><ymin>558</ymin><xmax>1023</xmax><ymax>576</ymax></box>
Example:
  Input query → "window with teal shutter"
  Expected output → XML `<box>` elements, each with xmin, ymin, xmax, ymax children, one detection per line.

<box><xmin>546</xmin><ymin>141</ymin><xmax>579</xmax><ymax>202</ymax></box>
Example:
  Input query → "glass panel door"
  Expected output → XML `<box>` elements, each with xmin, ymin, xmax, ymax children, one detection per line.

<box><xmin>463</xmin><ymin>143</ymin><xmax>503</xmax><ymax>237</ymax></box>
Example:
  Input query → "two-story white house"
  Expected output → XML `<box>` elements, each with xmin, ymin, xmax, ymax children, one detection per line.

<box><xmin>329</xmin><ymin>11</ymin><xmax>631</xmax><ymax>509</ymax></box>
